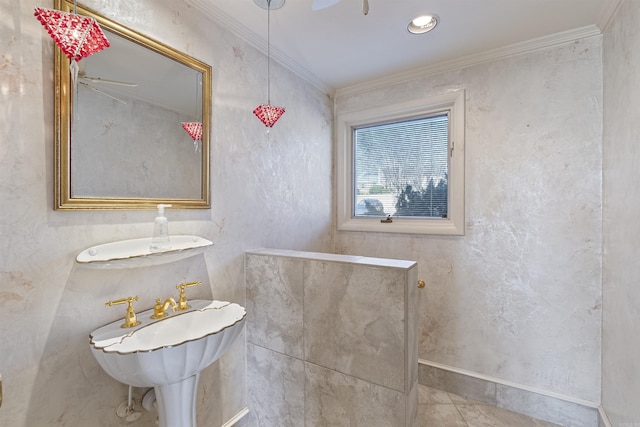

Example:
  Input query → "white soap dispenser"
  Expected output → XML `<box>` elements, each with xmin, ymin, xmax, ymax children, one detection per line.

<box><xmin>150</xmin><ymin>204</ymin><xmax>172</xmax><ymax>252</ymax></box>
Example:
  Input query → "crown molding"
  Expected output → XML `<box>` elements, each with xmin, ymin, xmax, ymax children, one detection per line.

<box><xmin>185</xmin><ymin>0</ymin><xmax>604</xmax><ymax>99</ymax></box>
<box><xmin>184</xmin><ymin>0</ymin><xmax>332</xmax><ymax>95</ymax></box>
<box><xmin>597</xmin><ymin>0</ymin><xmax>623</xmax><ymax>32</ymax></box>
<box><xmin>336</xmin><ymin>25</ymin><xmax>602</xmax><ymax>98</ymax></box>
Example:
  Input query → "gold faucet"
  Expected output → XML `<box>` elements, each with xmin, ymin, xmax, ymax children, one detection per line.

<box><xmin>105</xmin><ymin>296</ymin><xmax>141</xmax><ymax>328</ymax></box>
<box><xmin>176</xmin><ymin>281</ymin><xmax>201</xmax><ymax>311</ymax></box>
<box><xmin>151</xmin><ymin>297</ymin><xmax>178</xmax><ymax>319</ymax></box>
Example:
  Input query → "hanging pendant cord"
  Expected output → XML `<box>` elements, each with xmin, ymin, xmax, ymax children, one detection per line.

<box><xmin>267</xmin><ymin>0</ymin><xmax>272</xmax><ymax>105</ymax></box>
<box><xmin>73</xmin><ymin>0</ymin><xmax>77</xmax><ymax>15</ymax></box>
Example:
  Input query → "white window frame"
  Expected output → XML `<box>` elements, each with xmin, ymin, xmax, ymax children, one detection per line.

<box><xmin>336</xmin><ymin>90</ymin><xmax>465</xmax><ymax>235</ymax></box>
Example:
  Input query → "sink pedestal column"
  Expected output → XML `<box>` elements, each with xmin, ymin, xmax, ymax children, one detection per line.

<box><xmin>155</xmin><ymin>373</ymin><xmax>200</xmax><ymax>427</ymax></box>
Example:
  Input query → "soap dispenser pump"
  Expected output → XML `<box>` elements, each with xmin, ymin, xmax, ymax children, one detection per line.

<box><xmin>150</xmin><ymin>204</ymin><xmax>172</xmax><ymax>252</ymax></box>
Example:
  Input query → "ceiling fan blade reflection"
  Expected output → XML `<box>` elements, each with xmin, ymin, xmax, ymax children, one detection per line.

<box><xmin>312</xmin><ymin>0</ymin><xmax>341</xmax><ymax>11</ymax></box>
<box><xmin>80</xmin><ymin>76</ymin><xmax>138</xmax><ymax>87</ymax></box>
<box><xmin>79</xmin><ymin>82</ymin><xmax>127</xmax><ymax>104</ymax></box>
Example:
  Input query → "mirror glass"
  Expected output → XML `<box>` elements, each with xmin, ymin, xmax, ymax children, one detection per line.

<box><xmin>54</xmin><ymin>0</ymin><xmax>211</xmax><ymax>209</ymax></box>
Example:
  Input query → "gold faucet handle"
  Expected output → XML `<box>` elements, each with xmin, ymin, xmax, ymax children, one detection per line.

<box><xmin>105</xmin><ymin>296</ymin><xmax>141</xmax><ymax>328</ymax></box>
<box><xmin>176</xmin><ymin>281</ymin><xmax>201</xmax><ymax>311</ymax></box>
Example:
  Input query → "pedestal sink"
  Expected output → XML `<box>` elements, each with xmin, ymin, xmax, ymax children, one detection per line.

<box><xmin>90</xmin><ymin>299</ymin><xmax>246</xmax><ymax>427</ymax></box>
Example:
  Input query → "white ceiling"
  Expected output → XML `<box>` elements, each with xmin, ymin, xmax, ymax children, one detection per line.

<box><xmin>186</xmin><ymin>0</ymin><xmax>620</xmax><ymax>94</ymax></box>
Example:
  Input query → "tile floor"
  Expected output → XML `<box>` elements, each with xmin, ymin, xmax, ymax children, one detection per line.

<box><xmin>419</xmin><ymin>385</ymin><xmax>563</xmax><ymax>427</ymax></box>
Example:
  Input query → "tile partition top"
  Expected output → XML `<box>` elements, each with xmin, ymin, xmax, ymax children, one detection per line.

<box><xmin>246</xmin><ymin>248</ymin><xmax>417</xmax><ymax>269</ymax></box>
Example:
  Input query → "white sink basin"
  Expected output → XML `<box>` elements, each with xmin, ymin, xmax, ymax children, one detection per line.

<box><xmin>90</xmin><ymin>299</ymin><xmax>245</xmax><ymax>427</ymax></box>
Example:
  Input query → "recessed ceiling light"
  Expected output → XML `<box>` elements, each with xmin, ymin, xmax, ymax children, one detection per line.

<box><xmin>253</xmin><ymin>0</ymin><xmax>285</xmax><ymax>10</ymax></box>
<box><xmin>408</xmin><ymin>14</ymin><xmax>439</xmax><ymax>34</ymax></box>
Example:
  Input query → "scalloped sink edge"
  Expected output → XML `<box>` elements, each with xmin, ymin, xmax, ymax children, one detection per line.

<box><xmin>89</xmin><ymin>299</ymin><xmax>246</xmax><ymax>389</ymax></box>
<box><xmin>90</xmin><ymin>300</ymin><xmax>247</xmax><ymax>354</ymax></box>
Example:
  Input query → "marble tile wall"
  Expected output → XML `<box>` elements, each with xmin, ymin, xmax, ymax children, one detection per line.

<box><xmin>245</xmin><ymin>249</ymin><xmax>419</xmax><ymax>426</ymax></box>
<box><xmin>334</xmin><ymin>35</ymin><xmax>603</xmax><ymax>409</ymax></box>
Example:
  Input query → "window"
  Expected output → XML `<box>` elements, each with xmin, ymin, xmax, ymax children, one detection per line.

<box><xmin>336</xmin><ymin>91</ymin><xmax>465</xmax><ymax>235</ymax></box>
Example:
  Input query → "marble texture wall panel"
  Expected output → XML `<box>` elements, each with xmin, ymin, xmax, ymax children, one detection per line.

<box><xmin>246</xmin><ymin>254</ymin><xmax>304</xmax><ymax>358</ymax></box>
<box><xmin>246</xmin><ymin>343</ymin><xmax>305</xmax><ymax>427</ymax></box>
<box><xmin>0</xmin><ymin>0</ymin><xmax>333</xmax><ymax>425</ymax></box>
<box><xmin>335</xmin><ymin>37</ymin><xmax>603</xmax><ymax>404</ymax></box>
<box><xmin>406</xmin><ymin>266</ymin><xmax>419</xmax><ymax>395</ymax></box>
<box><xmin>406</xmin><ymin>376</ymin><xmax>419</xmax><ymax>427</ymax></box>
<box><xmin>246</xmin><ymin>250</ymin><xmax>418</xmax><ymax>426</ymax></box>
<box><xmin>304</xmin><ymin>362</ymin><xmax>406</xmax><ymax>427</ymax></box>
<box><xmin>303</xmin><ymin>261</ymin><xmax>407</xmax><ymax>391</ymax></box>
<box><xmin>602</xmin><ymin>0</ymin><xmax>640</xmax><ymax>424</ymax></box>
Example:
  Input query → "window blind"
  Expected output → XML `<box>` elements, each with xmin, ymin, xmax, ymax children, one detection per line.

<box><xmin>354</xmin><ymin>113</ymin><xmax>449</xmax><ymax>218</ymax></box>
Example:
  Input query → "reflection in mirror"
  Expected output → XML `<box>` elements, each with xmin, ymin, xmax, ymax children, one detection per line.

<box><xmin>71</xmin><ymin>29</ymin><xmax>203</xmax><ymax>200</ymax></box>
<box><xmin>54</xmin><ymin>0</ymin><xmax>211</xmax><ymax>209</ymax></box>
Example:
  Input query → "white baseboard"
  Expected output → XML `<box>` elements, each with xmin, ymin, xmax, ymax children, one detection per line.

<box><xmin>598</xmin><ymin>405</ymin><xmax>613</xmax><ymax>427</ymax></box>
<box><xmin>221</xmin><ymin>407</ymin><xmax>250</xmax><ymax>427</ymax></box>
<box><xmin>419</xmin><ymin>359</ymin><xmax>610</xmax><ymax>426</ymax></box>
<box><xmin>419</xmin><ymin>359</ymin><xmax>599</xmax><ymax>408</ymax></box>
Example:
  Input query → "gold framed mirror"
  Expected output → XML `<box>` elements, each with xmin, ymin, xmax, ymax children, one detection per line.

<box><xmin>54</xmin><ymin>0</ymin><xmax>211</xmax><ymax>210</ymax></box>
